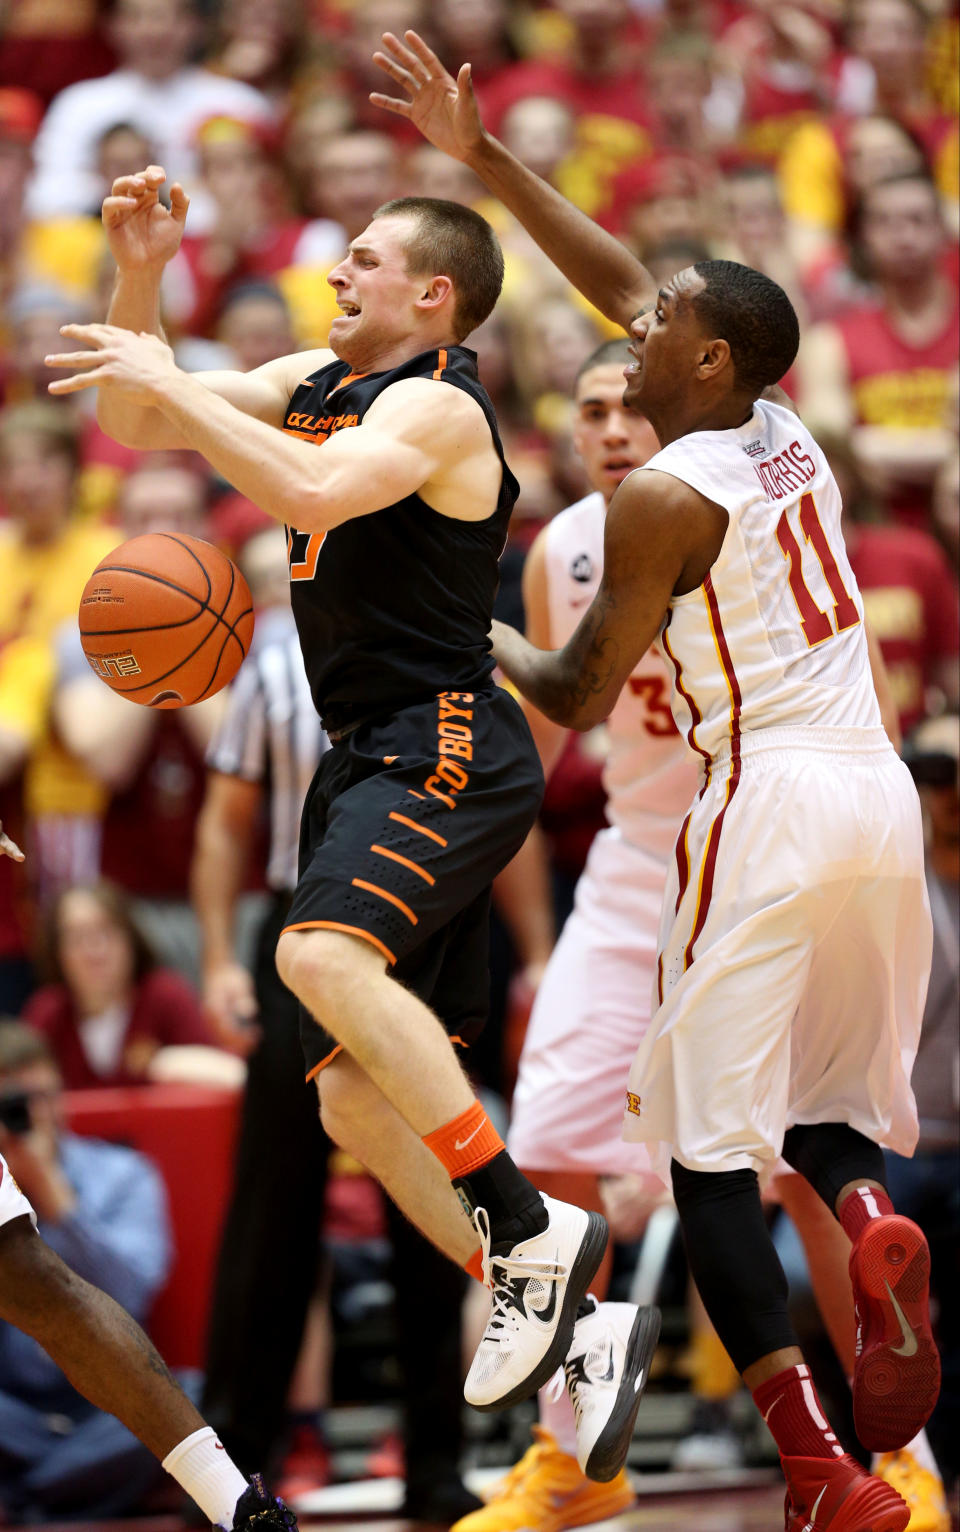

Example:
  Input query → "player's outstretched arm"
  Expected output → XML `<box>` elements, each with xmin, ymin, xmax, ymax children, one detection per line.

<box><xmin>47</xmin><ymin>335</ymin><xmax>485</xmax><ymax>533</ymax></box>
<box><xmin>371</xmin><ymin>31</ymin><xmax>655</xmax><ymax>332</ymax></box>
<box><xmin>493</xmin><ymin>471</ymin><xmax>726</xmax><ymax>729</ymax></box>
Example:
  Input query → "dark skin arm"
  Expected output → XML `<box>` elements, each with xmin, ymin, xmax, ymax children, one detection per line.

<box><xmin>371</xmin><ymin>31</ymin><xmax>655</xmax><ymax>331</ymax></box>
<box><xmin>493</xmin><ymin>470</ymin><xmax>728</xmax><ymax>729</ymax></box>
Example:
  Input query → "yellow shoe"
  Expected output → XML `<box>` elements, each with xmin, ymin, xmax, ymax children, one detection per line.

<box><xmin>875</xmin><ymin>1449</ymin><xmax>950</xmax><ymax>1532</ymax></box>
<box><xmin>451</xmin><ymin>1426</ymin><xmax>635</xmax><ymax>1531</ymax></box>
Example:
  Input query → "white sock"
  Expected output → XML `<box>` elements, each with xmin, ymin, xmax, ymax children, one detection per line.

<box><xmin>872</xmin><ymin>1426</ymin><xmax>941</xmax><ymax>1479</ymax></box>
<box><xmin>537</xmin><ymin>1379</ymin><xmax>579</xmax><ymax>1459</ymax></box>
<box><xmin>162</xmin><ymin>1427</ymin><xmax>250</xmax><ymax>1529</ymax></box>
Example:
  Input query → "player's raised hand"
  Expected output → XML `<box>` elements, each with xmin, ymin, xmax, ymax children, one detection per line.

<box><xmin>102</xmin><ymin>164</ymin><xmax>189</xmax><ymax>272</ymax></box>
<box><xmin>371</xmin><ymin>30</ymin><xmax>485</xmax><ymax>163</ymax></box>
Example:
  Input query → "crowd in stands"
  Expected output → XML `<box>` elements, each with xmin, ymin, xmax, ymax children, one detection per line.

<box><xmin>0</xmin><ymin>0</ymin><xmax>957</xmax><ymax>1519</ymax></box>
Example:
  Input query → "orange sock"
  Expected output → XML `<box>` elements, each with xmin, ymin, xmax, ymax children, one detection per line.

<box><xmin>423</xmin><ymin>1100</ymin><xmax>504</xmax><ymax>1178</ymax></box>
<box><xmin>465</xmin><ymin>1247</ymin><xmax>486</xmax><ymax>1284</ymax></box>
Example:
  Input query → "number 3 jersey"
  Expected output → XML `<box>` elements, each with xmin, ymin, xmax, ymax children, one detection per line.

<box><xmin>283</xmin><ymin>345</ymin><xmax>518</xmax><ymax>736</ymax></box>
<box><xmin>644</xmin><ymin>398</ymin><xmax>880</xmax><ymax>766</ymax></box>
<box><xmin>544</xmin><ymin>491</ymin><xmax>697</xmax><ymax>861</ymax></box>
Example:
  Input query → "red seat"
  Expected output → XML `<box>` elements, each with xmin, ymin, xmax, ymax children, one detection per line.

<box><xmin>63</xmin><ymin>1084</ymin><xmax>241</xmax><ymax>1370</ymax></box>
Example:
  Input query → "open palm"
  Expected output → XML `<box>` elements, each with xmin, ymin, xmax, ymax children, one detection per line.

<box><xmin>370</xmin><ymin>30</ymin><xmax>485</xmax><ymax>163</ymax></box>
<box><xmin>102</xmin><ymin>165</ymin><xmax>189</xmax><ymax>271</ymax></box>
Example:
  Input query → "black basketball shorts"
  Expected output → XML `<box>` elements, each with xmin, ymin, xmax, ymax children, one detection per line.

<box><xmin>281</xmin><ymin>686</ymin><xmax>544</xmax><ymax>1080</ymax></box>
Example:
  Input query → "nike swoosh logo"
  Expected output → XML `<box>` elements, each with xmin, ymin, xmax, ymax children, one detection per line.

<box><xmin>530</xmin><ymin>1252</ymin><xmax>561</xmax><ymax>1326</ymax></box>
<box><xmin>455</xmin><ymin>1124</ymin><xmax>483</xmax><ymax>1151</ymax></box>
<box><xmin>600</xmin><ymin>1342</ymin><xmax>615</xmax><ymax>1382</ymax></box>
<box><xmin>885</xmin><ymin>1280</ymin><xmax>919</xmax><ymax>1357</ymax></box>
<box><xmin>810</xmin><ymin>1484</ymin><xmax>828</xmax><ymax>1525</ymax></box>
<box><xmin>762</xmin><ymin>1395</ymin><xmax>783</xmax><ymax>1425</ymax></box>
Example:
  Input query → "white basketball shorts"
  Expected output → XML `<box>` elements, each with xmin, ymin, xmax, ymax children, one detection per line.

<box><xmin>508</xmin><ymin>826</ymin><xmax>668</xmax><ymax>1184</ymax></box>
<box><xmin>0</xmin><ymin>1153</ymin><xmax>37</xmax><ymax>1231</ymax></box>
<box><xmin>623</xmin><ymin>726</ymin><xmax>930</xmax><ymax>1183</ymax></box>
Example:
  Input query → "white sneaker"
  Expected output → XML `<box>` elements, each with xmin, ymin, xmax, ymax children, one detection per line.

<box><xmin>562</xmin><ymin>1298</ymin><xmax>661</xmax><ymax>1483</ymax></box>
<box><xmin>464</xmin><ymin>1196</ymin><xmax>608</xmax><ymax>1412</ymax></box>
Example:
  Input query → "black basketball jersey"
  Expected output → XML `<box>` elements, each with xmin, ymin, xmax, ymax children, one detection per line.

<box><xmin>283</xmin><ymin>345</ymin><xmax>519</xmax><ymax>735</ymax></box>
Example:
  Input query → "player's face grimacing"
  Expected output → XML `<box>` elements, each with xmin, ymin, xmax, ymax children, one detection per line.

<box><xmin>572</xmin><ymin>364</ymin><xmax>659</xmax><ymax>503</ymax></box>
<box><xmin>624</xmin><ymin>267</ymin><xmax>706</xmax><ymax>413</ymax></box>
<box><xmin>326</xmin><ymin>213</ymin><xmax>449</xmax><ymax>367</ymax></box>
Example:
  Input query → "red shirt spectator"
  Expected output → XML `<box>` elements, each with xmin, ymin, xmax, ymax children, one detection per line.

<box><xmin>23</xmin><ymin>881</ymin><xmax>215</xmax><ymax>1089</ymax></box>
<box><xmin>847</xmin><ymin>523</ymin><xmax>960</xmax><ymax>733</ymax></box>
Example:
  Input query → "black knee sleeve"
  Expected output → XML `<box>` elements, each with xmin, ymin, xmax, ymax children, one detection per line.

<box><xmin>781</xmin><ymin>1122</ymin><xmax>888</xmax><ymax>1215</ymax></box>
<box><xmin>671</xmin><ymin>1160</ymin><xmax>798</xmax><ymax>1376</ymax></box>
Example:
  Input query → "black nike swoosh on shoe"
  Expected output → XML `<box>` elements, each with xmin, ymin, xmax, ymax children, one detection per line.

<box><xmin>528</xmin><ymin>1254</ymin><xmax>561</xmax><ymax>1326</ymax></box>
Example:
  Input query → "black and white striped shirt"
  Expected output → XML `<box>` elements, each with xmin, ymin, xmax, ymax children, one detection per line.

<box><xmin>207</xmin><ymin>607</ymin><xmax>328</xmax><ymax>892</ymax></box>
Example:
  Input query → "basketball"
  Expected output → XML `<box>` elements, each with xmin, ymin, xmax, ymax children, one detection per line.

<box><xmin>78</xmin><ymin>532</ymin><xmax>255</xmax><ymax>709</ymax></box>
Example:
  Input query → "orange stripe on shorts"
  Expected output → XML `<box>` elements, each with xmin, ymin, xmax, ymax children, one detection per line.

<box><xmin>388</xmin><ymin>811</ymin><xmax>447</xmax><ymax>846</ymax></box>
<box><xmin>371</xmin><ymin>844</ymin><xmax>435</xmax><ymax>884</ymax></box>
<box><xmin>352</xmin><ymin>878</ymin><xmax>418</xmax><ymax>925</ymax></box>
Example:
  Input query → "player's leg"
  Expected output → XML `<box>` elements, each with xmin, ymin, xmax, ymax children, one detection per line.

<box><xmin>774</xmin><ymin>1169</ymin><xmax>856</xmax><ymax>1372</ymax></box>
<box><xmin>315</xmin><ymin>1047</ymin><xmax>479</xmax><ymax>1267</ymax></box>
<box><xmin>451</xmin><ymin>853</ymin><xmax>664</xmax><ymax>1529</ymax></box>
<box><xmin>633</xmin><ymin>764</ymin><xmax>915</xmax><ymax>1530</ymax></box>
<box><xmin>0</xmin><ymin>1214</ymin><xmax>292</xmax><ymax>1529</ymax></box>
<box><xmin>775</xmin><ymin>1167</ymin><xmax>950</xmax><ymax>1531</ymax></box>
<box><xmin>279</xmin><ymin>695</ymin><xmax>609</xmax><ymax>1413</ymax></box>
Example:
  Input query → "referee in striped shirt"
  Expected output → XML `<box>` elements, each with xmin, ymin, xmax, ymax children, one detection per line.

<box><xmin>192</xmin><ymin>530</ymin><xmax>481</xmax><ymax>1519</ymax></box>
<box><xmin>192</xmin><ymin>530</ymin><xmax>330</xmax><ymax>1480</ymax></box>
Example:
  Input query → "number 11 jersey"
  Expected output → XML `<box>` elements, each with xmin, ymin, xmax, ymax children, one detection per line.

<box><xmin>646</xmin><ymin>398</ymin><xmax>880</xmax><ymax>767</ymax></box>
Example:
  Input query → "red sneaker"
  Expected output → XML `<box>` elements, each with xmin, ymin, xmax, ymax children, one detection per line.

<box><xmin>782</xmin><ymin>1453</ymin><xmax>909</xmax><ymax>1531</ymax></box>
<box><xmin>848</xmin><ymin>1215</ymin><xmax>941</xmax><ymax>1452</ymax></box>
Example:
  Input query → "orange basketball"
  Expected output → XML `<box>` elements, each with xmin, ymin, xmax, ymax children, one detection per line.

<box><xmin>79</xmin><ymin>533</ymin><xmax>255</xmax><ymax>709</ymax></box>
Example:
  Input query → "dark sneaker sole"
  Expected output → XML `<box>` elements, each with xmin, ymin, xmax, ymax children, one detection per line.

<box><xmin>585</xmin><ymin>1304</ymin><xmax>662</xmax><ymax>1484</ymax></box>
<box><xmin>471</xmin><ymin>1210</ymin><xmax>609</xmax><ymax>1413</ymax></box>
<box><xmin>850</xmin><ymin>1216</ymin><xmax>941</xmax><ymax>1453</ymax></box>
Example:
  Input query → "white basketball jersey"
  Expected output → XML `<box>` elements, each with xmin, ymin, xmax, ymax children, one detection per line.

<box><xmin>544</xmin><ymin>492</ymin><xmax>698</xmax><ymax>860</ymax></box>
<box><xmin>643</xmin><ymin>400</ymin><xmax>880</xmax><ymax>766</ymax></box>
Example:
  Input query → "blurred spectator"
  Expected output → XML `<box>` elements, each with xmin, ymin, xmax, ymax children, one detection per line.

<box><xmin>215</xmin><ymin>282</ymin><xmax>299</xmax><ymax>374</ymax></box>
<box><xmin>0</xmin><ymin>90</ymin><xmax>44</xmax><ymax>322</ymax></box>
<box><xmin>2</xmin><ymin>285</ymin><xmax>92</xmax><ymax>407</ymax></box>
<box><xmin>280</xmin><ymin>129</ymin><xmax>399</xmax><ymax>346</ymax></box>
<box><xmin>332</xmin><ymin>0</ymin><xmax>429</xmax><ymax>141</ymax></box>
<box><xmin>824</xmin><ymin>436</ymin><xmax>959</xmax><ymax>735</ymax></box>
<box><xmin>721</xmin><ymin>162</ymin><xmax>808</xmax><ymax>325</ymax></box>
<box><xmin>501</xmin><ymin>96</ymin><xmax>577</xmax><ymax>187</ymax></box>
<box><xmin>0</xmin><ymin>1021</ymin><xmax>172</xmax><ymax>1518</ymax></box>
<box><xmin>0</xmin><ymin>0</ymin><xmax>115</xmax><ymax>109</ymax></box>
<box><xmin>475</xmin><ymin>0</ymin><xmax>653</xmax><ymax>216</ymax></box>
<box><xmin>605</xmin><ymin>155</ymin><xmax>712</xmax><ymax>262</ymax></box>
<box><xmin>432</xmin><ymin>0</ymin><xmax>520</xmax><ymax>92</ymax></box>
<box><xmin>22</xmin><ymin>882</ymin><xmax>214</xmax><ymax>1089</ymax></box>
<box><xmin>509</xmin><ymin>298</ymin><xmax>604</xmax><ymax>433</ymax></box>
<box><xmin>50</xmin><ymin>462</ymin><xmax>227</xmax><ymax>983</ymax></box>
<box><xmin>299</xmin><ymin>128</ymin><xmax>398</xmax><ymax>237</ymax></box>
<box><xmin>781</xmin><ymin>0</ymin><xmax>959</xmax><ymax>258</ymax></box>
<box><xmin>25</xmin><ymin>0</ymin><xmax>273</xmax><ymax>228</ymax></box>
<box><xmin>162</xmin><ymin>115</ymin><xmax>343</xmax><ymax>337</ymax></box>
<box><xmin>798</xmin><ymin>171</ymin><xmax>959</xmax><ymax>530</ymax></box>
<box><xmin>206</xmin><ymin>0</ymin><xmax>310</xmax><ymax>102</ymax></box>
<box><xmin>399</xmin><ymin>144</ymin><xmax>486</xmax><ymax>205</ymax></box>
<box><xmin>719</xmin><ymin>0</ymin><xmax>834</xmax><ymax>161</ymax></box>
<box><xmin>0</xmin><ymin>404</ymin><xmax>117</xmax><ymax>905</ymax></box>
